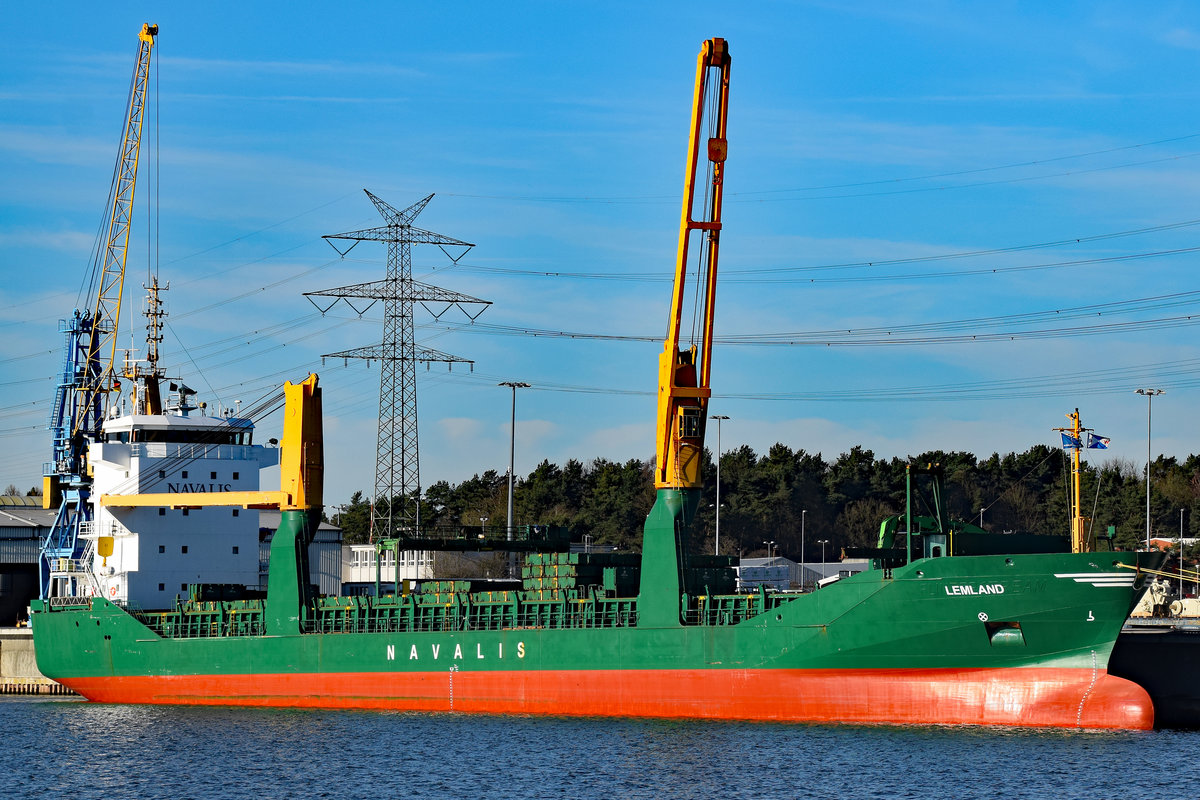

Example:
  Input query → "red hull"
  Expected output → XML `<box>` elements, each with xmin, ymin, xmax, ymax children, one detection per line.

<box><xmin>60</xmin><ymin>667</ymin><xmax>1153</xmax><ymax>729</ymax></box>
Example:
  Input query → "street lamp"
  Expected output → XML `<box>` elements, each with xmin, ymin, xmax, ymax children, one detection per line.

<box><xmin>479</xmin><ymin>516</ymin><xmax>488</xmax><ymax>536</ymax></box>
<box><xmin>1181</xmin><ymin>508</ymin><xmax>1186</xmax><ymax>600</ymax></box>
<box><xmin>762</xmin><ymin>540</ymin><xmax>775</xmax><ymax>558</ymax></box>
<box><xmin>1136</xmin><ymin>388</ymin><xmax>1164</xmax><ymax>549</ymax></box>
<box><xmin>801</xmin><ymin>509</ymin><xmax>807</xmax><ymax>591</ymax></box>
<box><xmin>499</xmin><ymin>382</ymin><xmax>531</xmax><ymax>543</ymax></box>
<box><xmin>818</xmin><ymin>539</ymin><xmax>830</xmax><ymax>577</ymax></box>
<box><xmin>710</xmin><ymin>415</ymin><xmax>729</xmax><ymax>555</ymax></box>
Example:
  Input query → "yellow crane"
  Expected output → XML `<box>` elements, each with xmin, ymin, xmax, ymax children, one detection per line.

<box><xmin>640</xmin><ymin>38</ymin><xmax>731</xmax><ymax>627</ymax></box>
<box><xmin>654</xmin><ymin>36</ymin><xmax>731</xmax><ymax>491</ymax></box>
<box><xmin>41</xmin><ymin>23</ymin><xmax>157</xmax><ymax>598</ymax></box>
<box><xmin>83</xmin><ymin>22</ymin><xmax>158</xmax><ymax>423</ymax></box>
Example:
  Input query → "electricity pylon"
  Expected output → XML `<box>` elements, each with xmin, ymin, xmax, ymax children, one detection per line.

<box><xmin>307</xmin><ymin>191</ymin><xmax>490</xmax><ymax>537</ymax></box>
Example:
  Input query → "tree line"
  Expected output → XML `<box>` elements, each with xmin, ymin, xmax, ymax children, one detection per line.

<box><xmin>332</xmin><ymin>444</ymin><xmax>1200</xmax><ymax>564</ymax></box>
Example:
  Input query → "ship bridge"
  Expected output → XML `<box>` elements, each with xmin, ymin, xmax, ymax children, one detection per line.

<box><xmin>87</xmin><ymin>407</ymin><xmax>280</xmax><ymax>609</ymax></box>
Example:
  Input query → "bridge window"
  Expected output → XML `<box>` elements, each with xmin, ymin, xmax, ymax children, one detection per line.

<box><xmin>137</xmin><ymin>429</ymin><xmax>245</xmax><ymax>444</ymax></box>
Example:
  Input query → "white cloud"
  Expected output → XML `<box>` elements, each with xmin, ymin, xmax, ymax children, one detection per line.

<box><xmin>0</xmin><ymin>228</ymin><xmax>95</xmax><ymax>252</ymax></box>
<box><xmin>438</xmin><ymin>417</ymin><xmax>484</xmax><ymax>441</ymax></box>
<box><xmin>1162</xmin><ymin>27</ymin><xmax>1200</xmax><ymax>50</ymax></box>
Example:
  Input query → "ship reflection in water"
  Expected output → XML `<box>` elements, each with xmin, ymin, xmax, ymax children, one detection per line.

<box><xmin>4</xmin><ymin>697</ymin><xmax>1200</xmax><ymax>799</ymax></box>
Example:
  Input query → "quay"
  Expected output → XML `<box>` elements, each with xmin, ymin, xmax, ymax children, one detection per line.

<box><xmin>0</xmin><ymin>628</ymin><xmax>74</xmax><ymax>695</ymax></box>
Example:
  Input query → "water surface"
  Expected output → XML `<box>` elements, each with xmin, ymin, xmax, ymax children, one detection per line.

<box><xmin>7</xmin><ymin>697</ymin><xmax>1197</xmax><ymax>799</ymax></box>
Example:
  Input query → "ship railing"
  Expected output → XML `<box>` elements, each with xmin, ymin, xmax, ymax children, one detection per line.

<box><xmin>683</xmin><ymin>604</ymin><xmax>762</xmax><ymax>626</ymax></box>
<box><xmin>47</xmin><ymin>557</ymin><xmax>93</xmax><ymax>577</ymax></box>
<box><xmin>302</xmin><ymin>604</ymin><xmax>639</xmax><ymax>635</ymax></box>
<box><xmin>130</xmin><ymin>610</ymin><xmax>266</xmax><ymax>639</ymax></box>
<box><xmin>48</xmin><ymin>596</ymin><xmax>91</xmax><ymax>609</ymax></box>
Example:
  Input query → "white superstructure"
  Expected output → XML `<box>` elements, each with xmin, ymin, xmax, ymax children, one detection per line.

<box><xmin>344</xmin><ymin>544</ymin><xmax>434</xmax><ymax>587</ymax></box>
<box><xmin>88</xmin><ymin>403</ymin><xmax>278</xmax><ymax>607</ymax></box>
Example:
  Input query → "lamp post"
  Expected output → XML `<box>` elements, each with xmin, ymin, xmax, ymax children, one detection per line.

<box><xmin>762</xmin><ymin>540</ymin><xmax>775</xmax><ymax>558</ymax></box>
<box><xmin>801</xmin><ymin>509</ymin><xmax>807</xmax><ymax>590</ymax></box>
<box><xmin>710</xmin><ymin>415</ymin><xmax>729</xmax><ymax>555</ymax></box>
<box><xmin>1181</xmin><ymin>508</ymin><xmax>1186</xmax><ymax>600</ymax></box>
<box><xmin>499</xmin><ymin>381</ymin><xmax>532</xmax><ymax>544</ymax></box>
<box><xmin>818</xmin><ymin>539</ymin><xmax>829</xmax><ymax>583</ymax></box>
<box><xmin>1136</xmin><ymin>388</ymin><xmax>1164</xmax><ymax>549</ymax></box>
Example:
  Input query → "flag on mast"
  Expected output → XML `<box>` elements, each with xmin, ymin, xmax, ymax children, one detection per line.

<box><xmin>1087</xmin><ymin>433</ymin><xmax>1111</xmax><ymax>449</ymax></box>
<box><xmin>1061</xmin><ymin>432</ymin><xmax>1082</xmax><ymax>449</ymax></box>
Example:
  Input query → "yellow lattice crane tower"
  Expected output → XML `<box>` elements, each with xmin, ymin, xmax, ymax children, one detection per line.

<box><xmin>41</xmin><ymin>23</ymin><xmax>158</xmax><ymax>598</ymax></box>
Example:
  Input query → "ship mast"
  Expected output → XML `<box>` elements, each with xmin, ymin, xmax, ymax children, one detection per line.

<box><xmin>123</xmin><ymin>277</ymin><xmax>168</xmax><ymax>415</ymax></box>
<box><xmin>1053</xmin><ymin>409</ymin><xmax>1090</xmax><ymax>554</ymax></box>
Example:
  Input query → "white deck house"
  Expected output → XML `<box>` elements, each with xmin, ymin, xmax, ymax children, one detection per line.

<box><xmin>89</xmin><ymin>408</ymin><xmax>278</xmax><ymax>608</ymax></box>
<box><xmin>343</xmin><ymin>544</ymin><xmax>434</xmax><ymax>593</ymax></box>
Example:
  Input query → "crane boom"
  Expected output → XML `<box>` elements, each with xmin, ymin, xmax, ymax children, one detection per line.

<box><xmin>655</xmin><ymin>37</ymin><xmax>731</xmax><ymax>490</ymax></box>
<box><xmin>81</xmin><ymin>22</ymin><xmax>157</xmax><ymax>428</ymax></box>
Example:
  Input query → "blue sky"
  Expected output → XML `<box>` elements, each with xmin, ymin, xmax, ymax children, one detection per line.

<box><xmin>5</xmin><ymin>1</ymin><xmax>1200</xmax><ymax>509</ymax></box>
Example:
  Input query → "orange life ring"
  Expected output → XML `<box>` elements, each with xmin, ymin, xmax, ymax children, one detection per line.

<box><xmin>109</xmin><ymin>584</ymin><xmax>118</xmax><ymax>597</ymax></box>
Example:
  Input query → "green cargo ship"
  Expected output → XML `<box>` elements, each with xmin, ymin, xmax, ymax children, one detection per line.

<box><xmin>29</xmin><ymin>36</ymin><xmax>1163</xmax><ymax>729</ymax></box>
<box><xmin>28</xmin><ymin>374</ymin><xmax>1163</xmax><ymax>728</ymax></box>
<box><xmin>30</xmin><ymin>489</ymin><xmax>1161</xmax><ymax>728</ymax></box>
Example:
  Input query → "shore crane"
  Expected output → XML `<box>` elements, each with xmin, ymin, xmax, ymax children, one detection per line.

<box><xmin>40</xmin><ymin>23</ymin><xmax>158</xmax><ymax>598</ymax></box>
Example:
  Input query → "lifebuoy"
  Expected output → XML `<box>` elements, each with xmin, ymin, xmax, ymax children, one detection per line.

<box><xmin>109</xmin><ymin>584</ymin><xmax>118</xmax><ymax>597</ymax></box>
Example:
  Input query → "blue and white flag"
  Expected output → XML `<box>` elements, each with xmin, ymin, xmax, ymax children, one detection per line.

<box><xmin>1087</xmin><ymin>433</ymin><xmax>1111</xmax><ymax>449</ymax></box>
<box><xmin>1061</xmin><ymin>432</ymin><xmax>1082</xmax><ymax>449</ymax></box>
